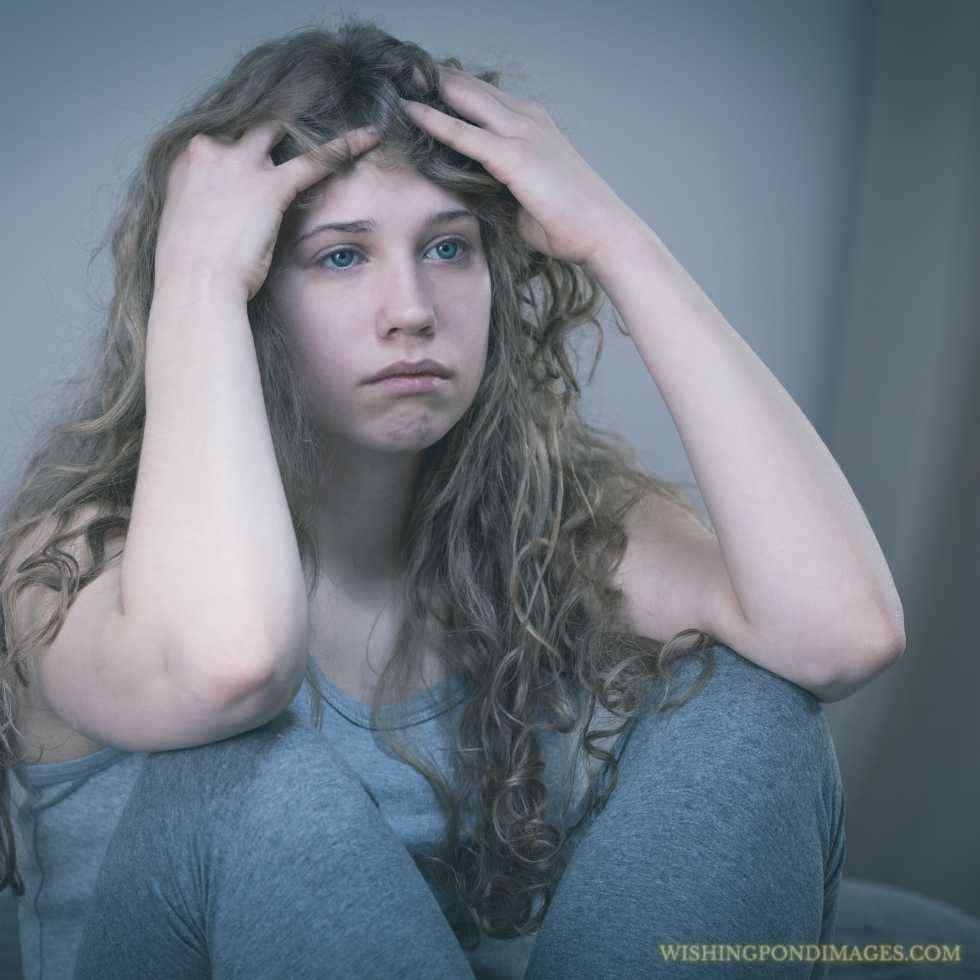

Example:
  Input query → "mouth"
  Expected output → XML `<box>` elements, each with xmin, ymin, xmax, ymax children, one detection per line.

<box><xmin>364</xmin><ymin>359</ymin><xmax>452</xmax><ymax>384</ymax></box>
<box><xmin>367</xmin><ymin>373</ymin><xmax>447</xmax><ymax>394</ymax></box>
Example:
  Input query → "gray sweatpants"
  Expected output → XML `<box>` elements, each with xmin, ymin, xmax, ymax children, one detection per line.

<box><xmin>73</xmin><ymin>646</ymin><xmax>846</xmax><ymax>978</ymax></box>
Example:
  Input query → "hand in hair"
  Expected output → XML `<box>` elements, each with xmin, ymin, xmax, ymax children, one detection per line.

<box><xmin>154</xmin><ymin>122</ymin><xmax>381</xmax><ymax>303</ymax></box>
<box><xmin>400</xmin><ymin>66</ymin><xmax>634</xmax><ymax>268</ymax></box>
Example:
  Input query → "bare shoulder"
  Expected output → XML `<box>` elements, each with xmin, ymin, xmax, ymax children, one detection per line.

<box><xmin>611</xmin><ymin>488</ymin><xmax>730</xmax><ymax>647</ymax></box>
<box><xmin>4</xmin><ymin>502</ymin><xmax>128</xmax><ymax>584</ymax></box>
<box><xmin>4</xmin><ymin>502</ymin><xmax>128</xmax><ymax>765</ymax></box>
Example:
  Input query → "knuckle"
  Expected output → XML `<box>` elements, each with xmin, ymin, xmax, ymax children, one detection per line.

<box><xmin>506</xmin><ymin>140</ymin><xmax>529</xmax><ymax>168</ymax></box>
<box><xmin>185</xmin><ymin>132</ymin><xmax>211</xmax><ymax>153</ymax></box>
<box><xmin>184</xmin><ymin>133</ymin><xmax>221</xmax><ymax>163</ymax></box>
<box><xmin>513</xmin><ymin>113</ymin><xmax>541</xmax><ymax>140</ymax></box>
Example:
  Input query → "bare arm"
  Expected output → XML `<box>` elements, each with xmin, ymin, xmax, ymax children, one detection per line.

<box><xmin>126</xmin><ymin>280</ymin><xmax>309</xmax><ymax>697</ymax></box>
<box><xmin>30</xmin><ymin>283</ymin><xmax>309</xmax><ymax>752</ymax></box>
<box><xmin>16</xmin><ymin>122</ymin><xmax>381</xmax><ymax>752</ymax></box>
<box><xmin>120</xmin><ymin>120</ymin><xmax>377</xmax><ymax>703</ymax></box>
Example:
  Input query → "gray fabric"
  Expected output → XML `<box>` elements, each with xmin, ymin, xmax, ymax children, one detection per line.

<box><xmin>8</xmin><ymin>879</ymin><xmax>980</xmax><ymax>980</ymax></box>
<box><xmin>0</xmin><ymin>884</ymin><xmax>24</xmax><ymax>975</ymax></box>
<box><xmin>9</xmin><ymin>659</ymin><xmax>583</xmax><ymax>980</ymax></box>
<box><xmin>11</xmin><ymin>645</ymin><xmax>846</xmax><ymax>977</ymax></box>
<box><xmin>9</xmin><ymin>746</ymin><xmax>147</xmax><ymax>979</ymax></box>
<box><xmin>523</xmin><ymin>645</ymin><xmax>846</xmax><ymax>979</ymax></box>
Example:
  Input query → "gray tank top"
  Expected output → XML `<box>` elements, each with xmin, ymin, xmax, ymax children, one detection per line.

<box><xmin>9</xmin><ymin>661</ymin><xmax>607</xmax><ymax>979</ymax></box>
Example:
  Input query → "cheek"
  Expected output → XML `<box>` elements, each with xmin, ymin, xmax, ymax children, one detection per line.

<box><xmin>284</xmin><ymin>319</ymin><xmax>356</xmax><ymax>402</ymax></box>
<box><xmin>285</xmin><ymin>298</ymin><xmax>354</xmax><ymax>367</ymax></box>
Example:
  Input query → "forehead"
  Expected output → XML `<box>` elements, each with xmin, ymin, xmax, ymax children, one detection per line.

<box><xmin>293</xmin><ymin>150</ymin><xmax>468</xmax><ymax>231</ymax></box>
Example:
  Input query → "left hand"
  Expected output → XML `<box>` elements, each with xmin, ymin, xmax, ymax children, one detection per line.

<box><xmin>401</xmin><ymin>67</ymin><xmax>636</xmax><ymax>267</ymax></box>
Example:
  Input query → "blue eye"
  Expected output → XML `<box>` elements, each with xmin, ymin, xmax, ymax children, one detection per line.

<box><xmin>429</xmin><ymin>238</ymin><xmax>466</xmax><ymax>261</ymax></box>
<box><xmin>321</xmin><ymin>248</ymin><xmax>359</xmax><ymax>271</ymax></box>
<box><xmin>318</xmin><ymin>236</ymin><xmax>469</xmax><ymax>271</ymax></box>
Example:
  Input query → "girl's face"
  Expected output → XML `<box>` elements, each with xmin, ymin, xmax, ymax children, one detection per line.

<box><xmin>271</xmin><ymin>151</ymin><xmax>492</xmax><ymax>455</ymax></box>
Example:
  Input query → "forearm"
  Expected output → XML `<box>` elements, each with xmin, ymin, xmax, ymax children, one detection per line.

<box><xmin>122</xmin><ymin>278</ymin><xmax>310</xmax><ymax>693</ymax></box>
<box><xmin>586</xmin><ymin>213</ymin><xmax>905</xmax><ymax>660</ymax></box>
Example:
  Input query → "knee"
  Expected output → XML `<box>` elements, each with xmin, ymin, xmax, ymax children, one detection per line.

<box><xmin>632</xmin><ymin>644</ymin><xmax>838</xmax><ymax>771</ymax></box>
<box><xmin>549</xmin><ymin>645</ymin><xmax>846</xmax><ymax>953</ymax></box>
<box><xmin>610</xmin><ymin>643</ymin><xmax>844</xmax><ymax>850</ymax></box>
<box><xmin>128</xmin><ymin>708</ymin><xmax>379</xmax><ymax>839</ymax></box>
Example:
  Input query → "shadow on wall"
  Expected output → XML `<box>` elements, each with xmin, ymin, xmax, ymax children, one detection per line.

<box><xmin>823</xmin><ymin>0</ymin><xmax>980</xmax><ymax>923</ymax></box>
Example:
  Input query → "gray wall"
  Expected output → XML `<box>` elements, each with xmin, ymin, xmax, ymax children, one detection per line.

<box><xmin>823</xmin><ymin>0</ymin><xmax>980</xmax><ymax>917</ymax></box>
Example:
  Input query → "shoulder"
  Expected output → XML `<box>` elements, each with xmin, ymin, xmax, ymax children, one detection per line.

<box><xmin>2</xmin><ymin>502</ymin><xmax>128</xmax><ymax>662</ymax></box>
<box><xmin>3</xmin><ymin>502</ymin><xmax>128</xmax><ymax>590</ymax></box>
<box><xmin>3</xmin><ymin>503</ymin><xmax>128</xmax><ymax>762</ymax></box>
<box><xmin>611</xmin><ymin>488</ymin><xmax>731</xmax><ymax>647</ymax></box>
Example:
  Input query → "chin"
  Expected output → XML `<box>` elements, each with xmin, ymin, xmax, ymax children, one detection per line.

<box><xmin>350</xmin><ymin>417</ymin><xmax>457</xmax><ymax>455</ymax></box>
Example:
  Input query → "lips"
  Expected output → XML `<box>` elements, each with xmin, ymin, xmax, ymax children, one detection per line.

<box><xmin>365</xmin><ymin>359</ymin><xmax>451</xmax><ymax>383</ymax></box>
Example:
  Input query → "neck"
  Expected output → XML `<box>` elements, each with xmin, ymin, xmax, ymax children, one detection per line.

<box><xmin>310</xmin><ymin>439</ymin><xmax>426</xmax><ymax>598</ymax></box>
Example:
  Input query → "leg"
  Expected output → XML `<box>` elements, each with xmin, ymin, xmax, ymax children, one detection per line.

<box><xmin>526</xmin><ymin>644</ymin><xmax>847</xmax><ymax>980</ymax></box>
<box><xmin>73</xmin><ymin>709</ymin><xmax>476</xmax><ymax>980</ymax></box>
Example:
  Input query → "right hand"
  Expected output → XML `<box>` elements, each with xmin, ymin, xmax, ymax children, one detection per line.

<box><xmin>153</xmin><ymin>122</ymin><xmax>382</xmax><ymax>303</ymax></box>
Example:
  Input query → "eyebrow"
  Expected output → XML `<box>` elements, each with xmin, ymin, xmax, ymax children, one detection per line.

<box><xmin>294</xmin><ymin>208</ymin><xmax>478</xmax><ymax>245</ymax></box>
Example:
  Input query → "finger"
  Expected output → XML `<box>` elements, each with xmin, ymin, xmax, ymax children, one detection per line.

<box><xmin>401</xmin><ymin>101</ymin><xmax>506</xmax><ymax>174</ymax></box>
<box><xmin>237</xmin><ymin>119</ymin><xmax>289</xmax><ymax>159</ymax></box>
<box><xmin>433</xmin><ymin>67</ymin><xmax>529</xmax><ymax>136</ymax></box>
<box><xmin>277</xmin><ymin>126</ymin><xmax>381</xmax><ymax>195</ymax></box>
<box><xmin>439</xmin><ymin>65</ymin><xmax>533</xmax><ymax>126</ymax></box>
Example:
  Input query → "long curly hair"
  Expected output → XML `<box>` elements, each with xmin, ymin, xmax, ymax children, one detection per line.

<box><xmin>0</xmin><ymin>17</ymin><xmax>718</xmax><ymax>946</ymax></box>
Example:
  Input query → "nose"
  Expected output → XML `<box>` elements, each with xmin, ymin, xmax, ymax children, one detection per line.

<box><xmin>376</xmin><ymin>261</ymin><xmax>436</xmax><ymax>338</ymax></box>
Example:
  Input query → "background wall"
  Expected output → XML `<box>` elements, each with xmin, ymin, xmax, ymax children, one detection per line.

<box><xmin>1</xmin><ymin>0</ymin><xmax>976</xmax><ymax>938</ymax></box>
<box><xmin>822</xmin><ymin>0</ymin><xmax>980</xmax><ymax>918</ymax></box>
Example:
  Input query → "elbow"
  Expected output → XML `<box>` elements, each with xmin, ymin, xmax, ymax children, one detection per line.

<box><xmin>864</xmin><ymin>609</ymin><xmax>907</xmax><ymax>672</ymax></box>
<box><xmin>809</xmin><ymin>614</ymin><xmax>906</xmax><ymax>703</ymax></box>
<box><xmin>189</xmin><ymin>630</ymin><xmax>309</xmax><ymax>715</ymax></box>
<box><xmin>251</xmin><ymin>643</ymin><xmax>309</xmax><ymax>709</ymax></box>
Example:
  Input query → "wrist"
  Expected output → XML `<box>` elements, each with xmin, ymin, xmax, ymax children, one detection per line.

<box><xmin>583</xmin><ymin>207</ymin><xmax>660</xmax><ymax>282</ymax></box>
<box><xmin>151</xmin><ymin>268</ymin><xmax>248</xmax><ymax>311</ymax></box>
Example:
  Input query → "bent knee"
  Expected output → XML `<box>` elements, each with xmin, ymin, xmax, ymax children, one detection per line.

<box><xmin>130</xmin><ymin>708</ymin><xmax>375</xmax><ymax>823</ymax></box>
<box><xmin>605</xmin><ymin>644</ymin><xmax>845</xmax><ymax>860</ymax></box>
<box><xmin>620</xmin><ymin>644</ymin><xmax>843</xmax><ymax>806</ymax></box>
<box><xmin>645</xmin><ymin>643</ymin><xmax>833</xmax><ymax>745</ymax></box>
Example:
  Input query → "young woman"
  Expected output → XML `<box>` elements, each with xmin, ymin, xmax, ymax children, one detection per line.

<box><xmin>0</xmin><ymin>18</ymin><xmax>903</xmax><ymax>979</ymax></box>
